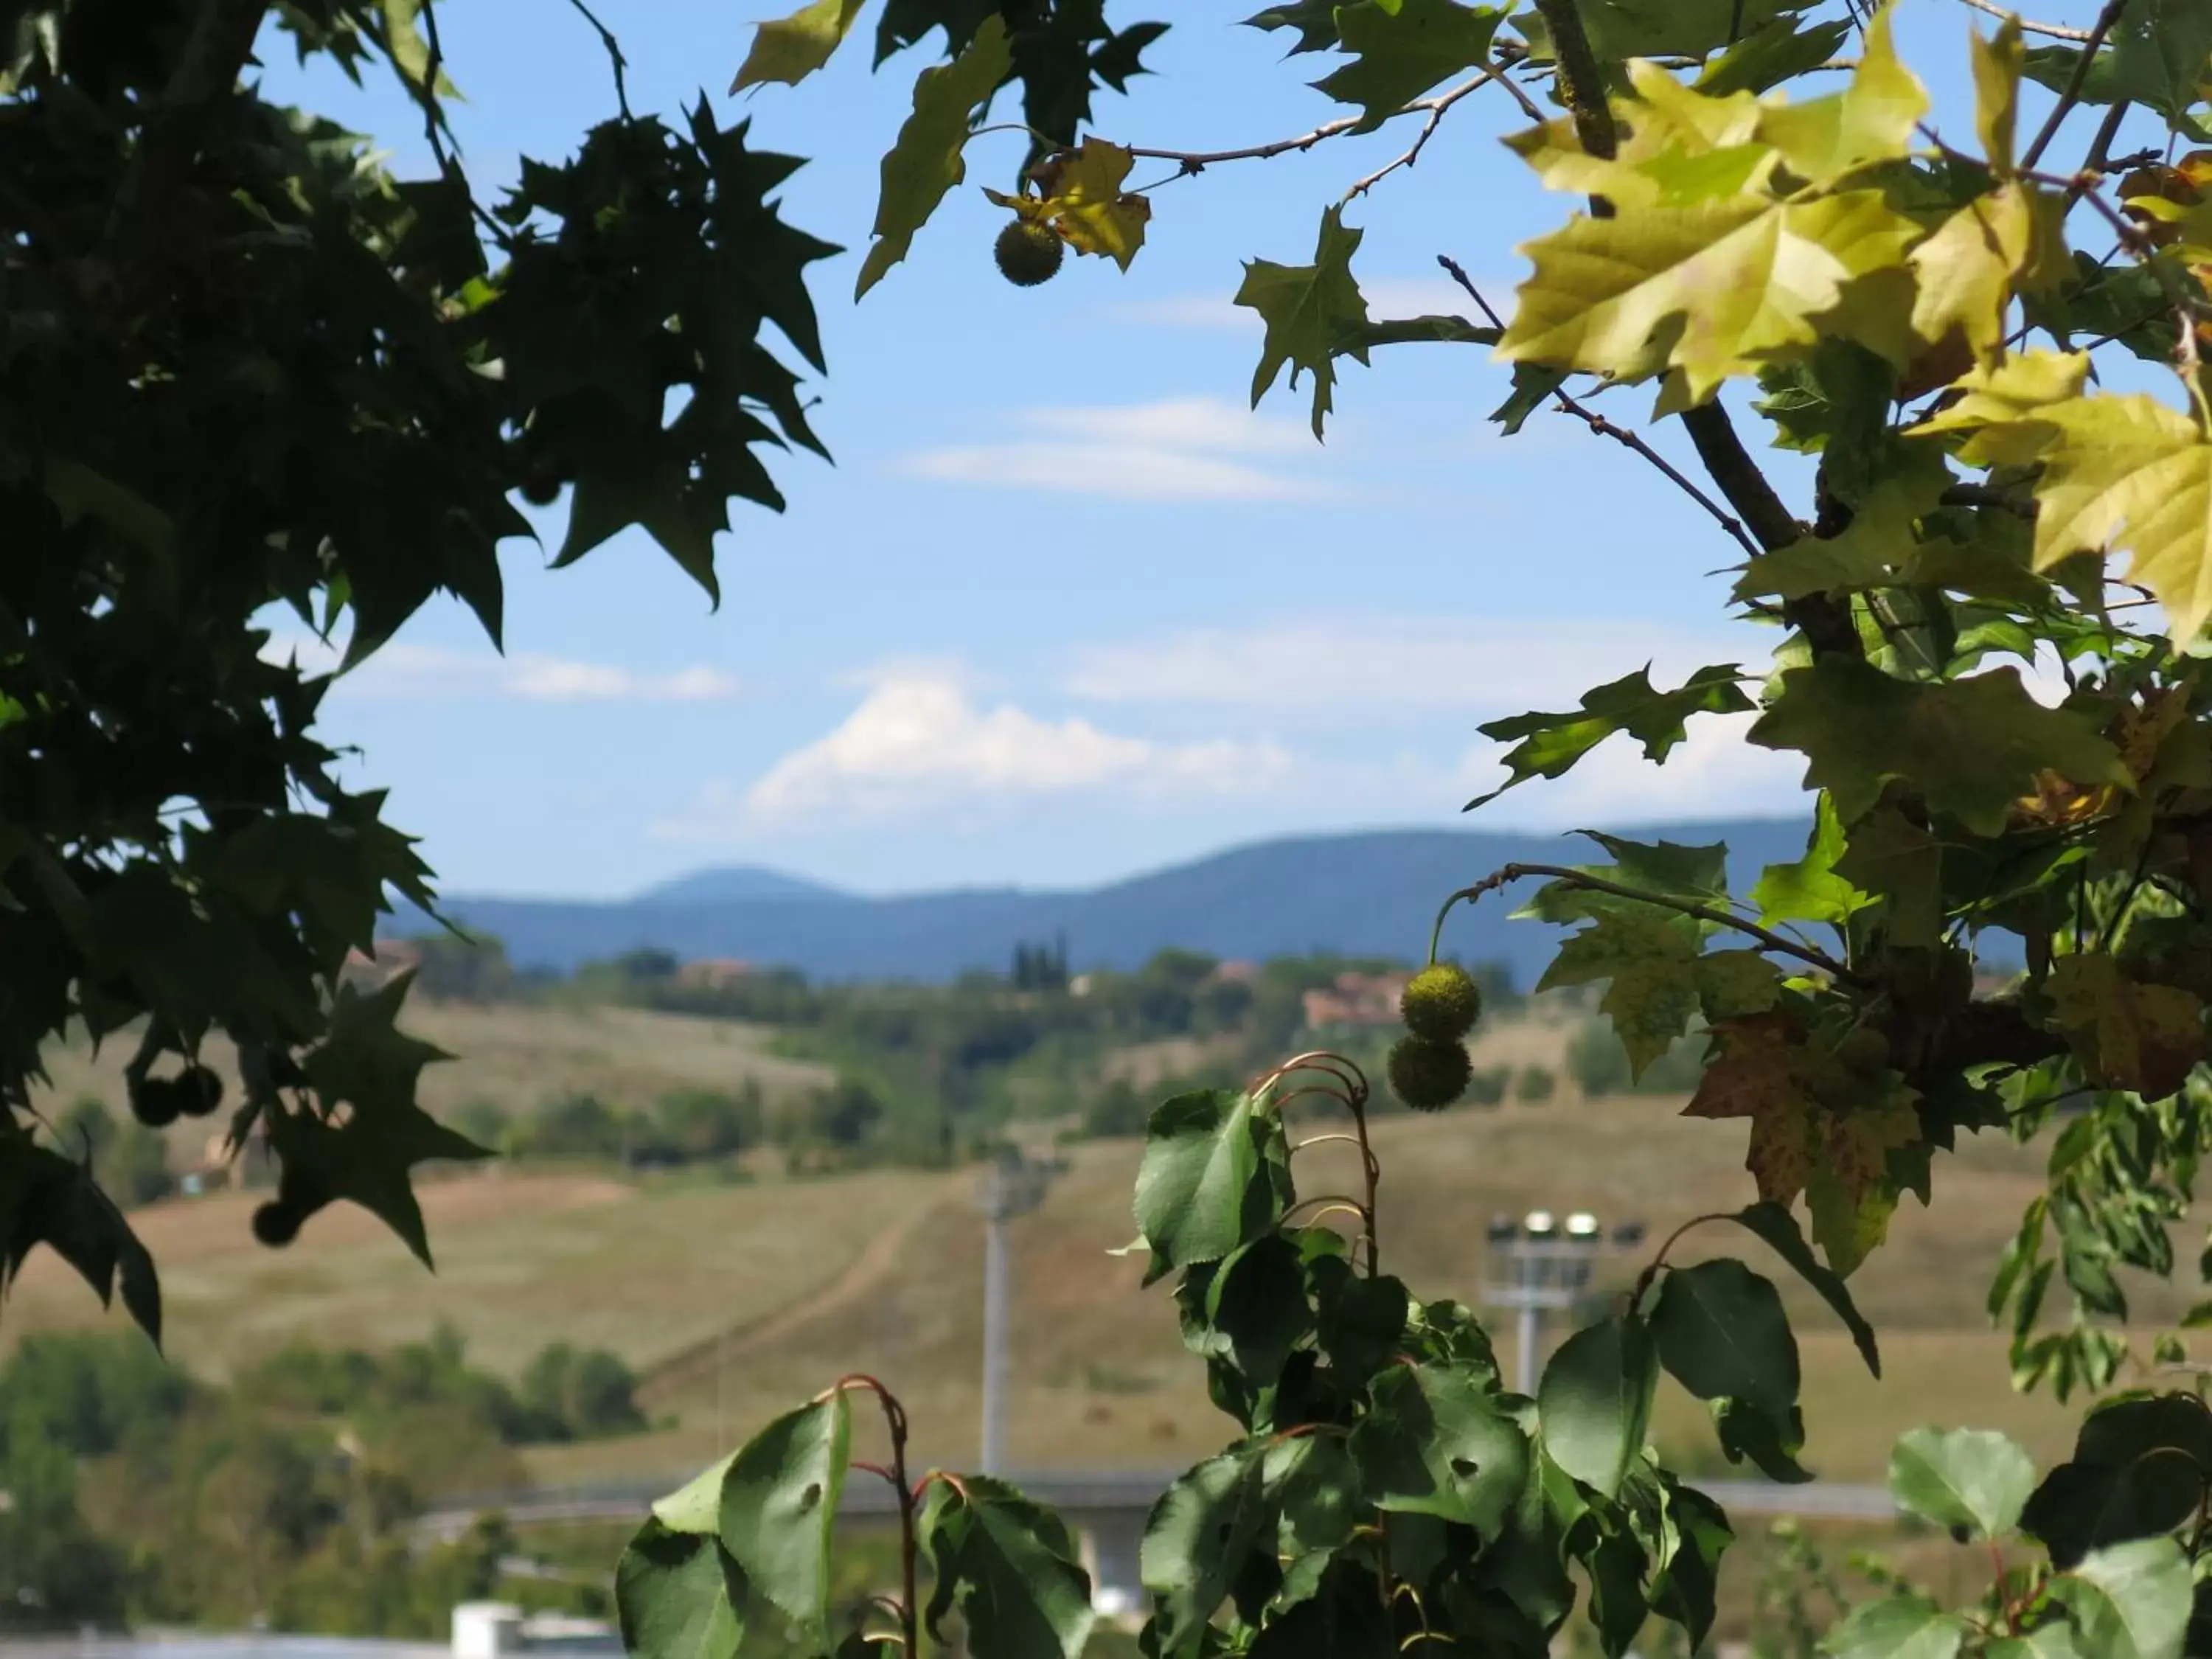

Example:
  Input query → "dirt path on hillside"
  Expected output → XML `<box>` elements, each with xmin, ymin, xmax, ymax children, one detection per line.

<box><xmin>636</xmin><ymin>1192</ymin><xmax>946</xmax><ymax>1408</ymax></box>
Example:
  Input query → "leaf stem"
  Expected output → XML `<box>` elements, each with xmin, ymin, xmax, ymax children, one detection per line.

<box><xmin>1430</xmin><ymin>864</ymin><xmax>1865</xmax><ymax>984</ymax></box>
<box><xmin>1437</xmin><ymin>258</ymin><xmax>1761</xmax><ymax>557</ymax></box>
<box><xmin>825</xmin><ymin>1374</ymin><xmax>918</xmax><ymax>1655</ymax></box>
<box><xmin>1629</xmin><ymin>1212</ymin><xmax>1733</xmax><ymax>1312</ymax></box>
<box><xmin>2020</xmin><ymin>0</ymin><xmax>2131</xmax><ymax>170</ymax></box>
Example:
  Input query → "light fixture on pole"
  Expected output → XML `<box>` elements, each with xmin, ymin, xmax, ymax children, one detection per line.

<box><xmin>1479</xmin><ymin>1206</ymin><xmax>1643</xmax><ymax>1396</ymax></box>
<box><xmin>973</xmin><ymin>1147</ymin><xmax>1056</xmax><ymax>1478</ymax></box>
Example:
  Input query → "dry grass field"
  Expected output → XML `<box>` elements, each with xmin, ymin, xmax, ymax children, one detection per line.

<box><xmin>7</xmin><ymin>1001</ymin><xmax>2171</xmax><ymax>1498</ymax></box>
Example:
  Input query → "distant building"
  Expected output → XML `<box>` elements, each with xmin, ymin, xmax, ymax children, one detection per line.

<box><xmin>1301</xmin><ymin>970</ymin><xmax>1411</xmax><ymax>1031</ymax></box>
<box><xmin>676</xmin><ymin>957</ymin><xmax>754</xmax><ymax>990</ymax></box>
<box><xmin>1207</xmin><ymin>959</ymin><xmax>1262</xmax><ymax>986</ymax></box>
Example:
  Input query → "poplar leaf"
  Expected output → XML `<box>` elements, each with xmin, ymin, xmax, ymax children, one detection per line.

<box><xmin>1238</xmin><ymin>204</ymin><xmax>1370</xmax><ymax>438</ymax></box>
<box><xmin>731</xmin><ymin>0</ymin><xmax>869</xmax><ymax>91</ymax></box>
<box><xmin>856</xmin><ymin>17</ymin><xmax>1012</xmax><ymax>298</ymax></box>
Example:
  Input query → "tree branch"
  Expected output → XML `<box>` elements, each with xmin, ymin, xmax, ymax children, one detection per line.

<box><xmin>1438</xmin><ymin>257</ymin><xmax>1760</xmax><ymax>557</ymax></box>
<box><xmin>561</xmin><ymin>0</ymin><xmax>632</xmax><ymax>119</ymax></box>
<box><xmin>1436</xmin><ymin>863</ymin><xmax>1864</xmax><ymax>984</ymax></box>
<box><xmin>1532</xmin><ymin>0</ymin><xmax>1618</xmax><ymax>169</ymax></box>
<box><xmin>1343</xmin><ymin>69</ymin><xmax>1529</xmax><ymax>201</ymax></box>
<box><xmin>2020</xmin><ymin>0</ymin><xmax>2131</xmax><ymax>170</ymax></box>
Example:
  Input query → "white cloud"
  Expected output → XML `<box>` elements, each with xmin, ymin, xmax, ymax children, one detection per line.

<box><xmin>655</xmin><ymin>672</ymin><xmax>1293</xmax><ymax>835</ymax></box>
<box><xmin>897</xmin><ymin>396</ymin><xmax>1335</xmax><ymax>504</ymax></box>
<box><xmin>1062</xmin><ymin>616</ymin><xmax>1777</xmax><ymax>719</ymax></box>
<box><xmin>260</xmin><ymin>635</ymin><xmax>741</xmax><ymax>703</ymax></box>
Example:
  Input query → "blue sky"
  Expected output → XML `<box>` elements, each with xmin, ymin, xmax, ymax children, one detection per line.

<box><xmin>263</xmin><ymin>1</ymin><xmax>2118</xmax><ymax>899</ymax></box>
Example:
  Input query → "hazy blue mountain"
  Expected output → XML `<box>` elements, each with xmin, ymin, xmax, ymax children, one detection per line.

<box><xmin>411</xmin><ymin>818</ymin><xmax>1815</xmax><ymax>985</ymax></box>
<box><xmin>634</xmin><ymin>866</ymin><xmax>852</xmax><ymax>905</ymax></box>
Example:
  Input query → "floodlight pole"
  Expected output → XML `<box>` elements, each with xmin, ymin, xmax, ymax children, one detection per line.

<box><xmin>974</xmin><ymin>1152</ymin><xmax>1052</xmax><ymax>1477</ymax></box>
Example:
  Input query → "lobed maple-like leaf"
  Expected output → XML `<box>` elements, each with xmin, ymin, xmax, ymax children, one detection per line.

<box><xmin>1313</xmin><ymin>0</ymin><xmax>1504</xmax><ymax>132</ymax></box>
<box><xmin>2048</xmin><ymin>953</ymin><xmax>2208</xmax><ymax>1099</ymax></box>
<box><xmin>1237</xmin><ymin>204</ymin><xmax>1370</xmax><ymax>439</ymax></box>
<box><xmin>985</xmin><ymin>140</ymin><xmax>1151</xmax><ymax>269</ymax></box>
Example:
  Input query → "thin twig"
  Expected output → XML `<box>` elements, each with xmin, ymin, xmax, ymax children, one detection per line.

<box><xmin>1436</xmin><ymin>257</ymin><xmax>1761</xmax><ymax>557</ymax></box>
<box><xmin>1343</xmin><ymin>74</ymin><xmax>1487</xmax><ymax>201</ymax></box>
<box><xmin>1952</xmin><ymin>0</ymin><xmax>2096</xmax><ymax>41</ymax></box>
<box><xmin>562</xmin><ymin>0</ymin><xmax>633</xmax><ymax>118</ymax></box>
<box><xmin>416</xmin><ymin>0</ymin><xmax>514</xmax><ymax>250</ymax></box>
<box><xmin>1125</xmin><ymin>66</ymin><xmax>1534</xmax><ymax>178</ymax></box>
<box><xmin>2020</xmin><ymin>0</ymin><xmax>2130</xmax><ymax>170</ymax></box>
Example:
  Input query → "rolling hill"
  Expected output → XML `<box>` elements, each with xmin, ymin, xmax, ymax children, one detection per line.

<box><xmin>411</xmin><ymin>818</ymin><xmax>1816</xmax><ymax>981</ymax></box>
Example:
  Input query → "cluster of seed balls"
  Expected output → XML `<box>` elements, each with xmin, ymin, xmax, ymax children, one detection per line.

<box><xmin>129</xmin><ymin>1065</ymin><xmax>224</xmax><ymax>1128</ymax></box>
<box><xmin>1388</xmin><ymin>963</ymin><xmax>1482</xmax><ymax>1112</ymax></box>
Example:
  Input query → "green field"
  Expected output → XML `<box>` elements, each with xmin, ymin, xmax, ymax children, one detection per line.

<box><xmin>7</xmin><ymin>1000</ymin><xmax>2164</xmax><ymax>1495</ymax></box>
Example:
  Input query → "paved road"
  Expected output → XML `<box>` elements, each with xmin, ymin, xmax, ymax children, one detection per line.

<box><xmin>417</xmin><ymin>1470</ymin><xmax>1897</xmax><ymax>1540</ymax></box>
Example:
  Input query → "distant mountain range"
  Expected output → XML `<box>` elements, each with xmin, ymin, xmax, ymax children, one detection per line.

<box><xmin>405</xmin><ymin>818</ymin><xmax>1817</xmax><ymax>986</ymax></box>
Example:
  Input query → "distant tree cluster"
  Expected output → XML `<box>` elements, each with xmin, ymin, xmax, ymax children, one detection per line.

<box><xmin>49</xmin><ymin>1096</ymin><xmax>172</xmax><ymax>1208</ymax></box>
<box><xmin>0</xmin><ymin>1326</ymin><xmax>641</xmax><ymax>1634</ymax></box>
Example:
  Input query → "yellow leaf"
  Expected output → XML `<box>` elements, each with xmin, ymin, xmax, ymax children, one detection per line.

<box><xmin>1908</xmin><ymin>183</ymin><xmax>2040</xmax><ymax>369</ymax></box>
<box><xmin>1971</xmin><ymin>16</ymin><xmax>2024</xmax><ymax>175</ymax></box>
<box><xmin>1503</xmin><ymin>67</ymin><xmax>1764</xmax><ymax>211</ymax></box>
<box><xmin>1030</xmin><ymin>140</ymin><xmax>1151</xmax><ymax>270</ymax></box>
<box><xmin>731</xmin><ymin>0</ymin><xmax>868</xmax><ymax>91</ymax></box>
<box><xmin>1907</xmin><ymin>348</ymin><xmax>2089</xmax><ymax>466</ymax></box>
<box><xmin>855</xmin><ymin>18</ymin><xmax>1013</xmax><ymax>299</ymax></box>
<box><xmin>2031</xmin><ymin>392</ymin><xmax>2212</xmax><ymax>640</ymax></box>
<box><xmin>1503</xmin><ymin>189</ymin><xmax>1919</xmax><ymax>405</ymax></box>
<box><xmin>1755</xmin><ymin>6</ymin><xmax>1927</xmax><ymax>186</ymax></box>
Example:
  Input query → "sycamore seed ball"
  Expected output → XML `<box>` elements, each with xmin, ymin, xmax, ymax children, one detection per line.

<box><xmin>1401</xmin><ymin>963</ymin><xmax>1482</xmax><ymax>1043</ymax></box>
<box><xmin>1388</xmin><ymin>1034</ymin><xmax>1472</xmax><ymax>1113</ymax></box>
<box><xmin>995</xmin><ymin>219</ymin><xmax>1065</xmax><ymax>287</ymax></box>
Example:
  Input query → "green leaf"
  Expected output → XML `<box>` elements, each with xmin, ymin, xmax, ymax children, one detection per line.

<box><xmin>1832</xmin><ymin>804</ymin><xmax>1944</xmax><ymax>951</ymax></box>
<box><xmin>1564</xmin><ymin>0</ymin><xmax>1805</xmax><ymax>60</ymax></box>
<box><xmin>651</xmin><ymin>1454</ymin><xmax>738</xmax><ymax>1536</ymax></box>
<box><xmin>1313</xmin><ymin>0</ymin><xmax>1503</xmax><ymax>131</ymax></box>
<box><xmin>1536</xmin><ymin>908</ymin><xmax>1703</xmax><ymax>1079</ymax></box>
<box><xmin>1650</xmin><ymin>1259</ymin><xmax>1799</xmax><ymax>1415</ymax></box>
<box><xmin>1244</xmin><ymin>0</ymin><xmax>1340</xmax><ymax>54</ymax></box>
<box><xmin>1695</xmin><ymin>15</ymin><xmax>1851</xmax><ymax>97</ymax></box>
<box><xmin>1471</xmin><ymin>664</ymin><xmax>1753</xmax><ymax>808</ymax></box>
<box><xmin>2021</xmin><ymin>0</ymin><xmax>2212</xmax><ymax>129</ymax></box>
<box><xmin>1888</xmin><ymin>1427</ymin><xmax>2036</xmax><ymax>1540</ymax></box>
<box><xmin>1753</xmin><ymin>793</ymin><xmax>1868</xmax><ymax>928</ymax></box>
<box><xmin>855</xmin><ymin>16</ymin><xmax>1012</xmax><ymax>298</ymax></box>
<box><xmin>1237</xmin><ymin>204</ymin><xmax>1370</xmax><ymax>439</ymax></box>
<box><xmin>1490</xmin><ymin>362</ymin><xmax>1569</xmax><ymax>434</ymax></box>
<box><xmin>919</xmin><ymin>1475</ymin><xmax>1096</xmax><ymax>1659</ymax></box>
<box><xmin>2051</xmin><ymin>1537</ymin><xmax>2193</xmax><ymax>1659</ymax></box>
<box><xmin>1820</xmin><ymin>1594</ymin><xmax>1969</xmax><ymax>1659</ymax></box>
<box><xmin>1987</xmin><ymin>1627</ymin><xmax>2087</xmax><ymax>1659</ymax></box>
<box><xmin>1748</xmin><ymin>660</ymin><xmax>2129</xmax><ymax>836</ymax></box>
<box><xmin>616</xmin><ymin>1520</ymin><xmax>748</xmax><ymax>1659</ymax></box>
<box><xmin>1712</xmin><ymin>1396</ymin><xmax>1814</xmax><ymax>1483</ymax></box>
<box><xmin>1133</xmin><ymin>1088</ymin><xmax>1290</xmax><ymax>1270</ymax></box>
<box><xmin>1138</xmin><ymin>1447</ymin><xmax>1270</xmax><ymax>1651</ymax></box>
<box><xmin>1537</xmin><ymin>1314</ymin><xmax>1656</xmax><ymax>1498</ymax></box>
<box><xmin>1352</xmin><ymin>1362</ymin><xmax>1531</xmax><ymax>1534</ymax></box>
<box><xmin>1726</xmin><ymin>1203</ymin><xmax>1881</xmax><ymax>1377</ymax></box>
<box><xmin>1206</xmin><ymin>1233</ymin><xmax>1314</xmax><ymax>1388</ymax></box>
<box><xmin>731</xmin><ymin>0</ymin><xmax>869</xmax><ymax>89</ymax></box>
<box><xmin>2047</xmin><ymin>953</ymin><xmax>2208</xmax><ymax>1099</ymax></box>
<box><xmin>717</xmin><ymin>1394</ymin><xmax>851</xmax><ymax>1638</ymax></box>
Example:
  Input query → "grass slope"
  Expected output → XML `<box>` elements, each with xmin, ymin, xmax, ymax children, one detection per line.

<box><xmin>8</xmin><ymin>1003</ymin><xmax>2163</xmax><ymax>1491</ymax></box>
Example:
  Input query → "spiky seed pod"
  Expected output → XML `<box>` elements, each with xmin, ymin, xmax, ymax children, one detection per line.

<box><xmin>1388</xmin><ymin>1034</ymin><xmax>1472</xmax><ymax>1113</ymax></box>
<box><xmin>1400</xmin><ymin>963</ymin><xmax>1483</xmax><ymax>1043</ymax></box>
<box><xmin>995</xmin><ymin>218</ymin><xmax>1065</xmax><ymax>287</ymax></box>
